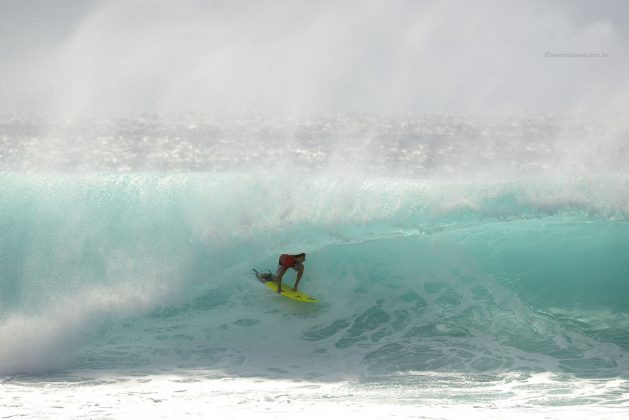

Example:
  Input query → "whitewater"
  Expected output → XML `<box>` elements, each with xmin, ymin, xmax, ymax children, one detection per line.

<box><xmin>1</xmin><ymin>115</ymin><xmax>629</xmax><ymax>418</ymax></box>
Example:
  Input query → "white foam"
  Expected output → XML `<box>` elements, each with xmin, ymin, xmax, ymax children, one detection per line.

<box><xmin>0</xmin><ymin>282</ymin><xmax>172</xmax><ymax>375</ymax></box>
<box><xmin>2</xmin><ymin>371</ymin><xmax>627</xmax><ymax>419</ymax></box>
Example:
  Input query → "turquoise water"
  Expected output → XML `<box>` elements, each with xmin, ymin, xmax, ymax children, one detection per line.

<box><xmin>2</xmin><ymin>171</ymin><xmax>628</xmax><ymax>384</ymax></box>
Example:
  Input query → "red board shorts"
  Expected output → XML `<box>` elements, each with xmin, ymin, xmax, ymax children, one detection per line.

<box><xmin>275</xmin><ymin>262</ymin><xmax>303</xmax><ymax>278</ymax></box>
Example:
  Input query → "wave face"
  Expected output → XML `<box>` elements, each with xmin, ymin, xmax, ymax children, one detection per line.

<box><xmin>2</xmin><ymin>170</ymin><xmax>629</xmax><ymax>379</ymax></box>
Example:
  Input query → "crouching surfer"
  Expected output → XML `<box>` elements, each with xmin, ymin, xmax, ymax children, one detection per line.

<box><xmin>275</xmin><ymin>253</ymin><xmax>306</xmax><ymax>294</ymax></box>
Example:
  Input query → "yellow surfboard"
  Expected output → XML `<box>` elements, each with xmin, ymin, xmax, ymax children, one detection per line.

<box><xmin>253</xmin><ymin>269</ymin><xmax>319</xmax><ymax>303</ymax></box>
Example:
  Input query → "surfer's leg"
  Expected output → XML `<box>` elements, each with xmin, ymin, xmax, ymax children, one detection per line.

<box><xmin>275</xmin><ymin>265</ymin><xmax>286</xmax><ymax>293</ymax></box>
<box><xmin>293</xmin><ymin>263</ymin><xmax>304</xmax><ymax>291</ymax></box>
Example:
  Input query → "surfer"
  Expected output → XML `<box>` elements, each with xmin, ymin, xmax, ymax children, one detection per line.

<box><xmin>275</xmin><ymin>253</ymin><xmax>306</xmax><ymax>294</ymax></box>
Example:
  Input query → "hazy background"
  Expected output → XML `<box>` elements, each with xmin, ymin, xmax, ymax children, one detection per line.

<box><xmin>1</xmin><ymin>0</ymin><xmax>628</xmax><ymax>118</ymax></box>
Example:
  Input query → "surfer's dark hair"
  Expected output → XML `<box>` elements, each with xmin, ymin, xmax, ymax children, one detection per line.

<box><xmin>294</xmin><ymin>253</ymin><xmax>306</xmax><ymax>258</ymax></box>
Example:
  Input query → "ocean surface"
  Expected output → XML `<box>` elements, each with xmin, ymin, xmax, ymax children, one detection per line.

<box><xmin>1</xmin><ymin>115</ymin><xmax>628</xmax><ymax>418</ymax></box>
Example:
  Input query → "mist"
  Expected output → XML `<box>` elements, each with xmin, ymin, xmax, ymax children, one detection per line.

<box><xmin>1</xmin><ymin>0</ymin><xmax>628</xmax><ymax>117</ymax></box>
